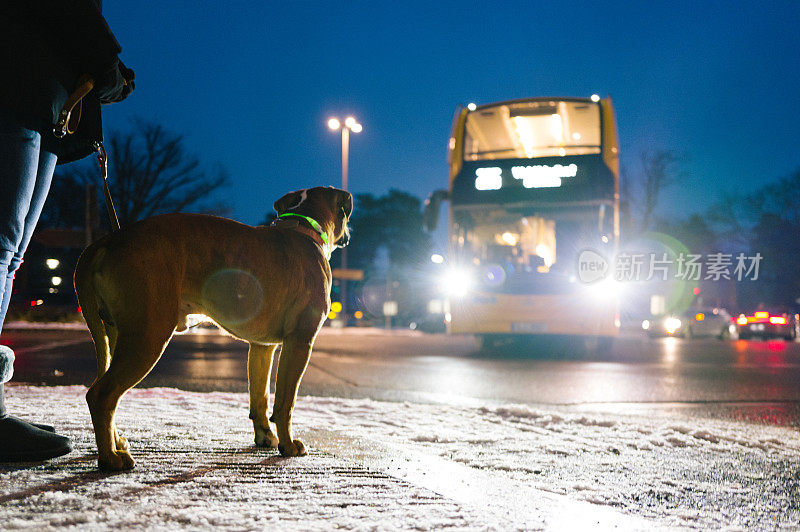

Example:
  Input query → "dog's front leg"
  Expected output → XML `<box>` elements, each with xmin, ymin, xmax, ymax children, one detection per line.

<box><xmin>272</xmin><ymin>334</ymin><xmax>314</xmax><ymax>457</ymax></box>
<box><xmin>247</xmin><ymin>343</ymin><xmax>279</xmax><ymax>448</ymax></box>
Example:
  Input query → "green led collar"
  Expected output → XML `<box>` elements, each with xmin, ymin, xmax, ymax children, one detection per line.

<box><xmin>278</xmin><ymin>213</ymin><xmax>330</xmax><ymax>251</ymax></box>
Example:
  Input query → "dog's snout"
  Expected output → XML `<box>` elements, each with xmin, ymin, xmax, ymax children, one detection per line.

<box><xmin>337</xmin><ymin>223</ymin><xmax>351</xmax><ymax>248</ymax></box>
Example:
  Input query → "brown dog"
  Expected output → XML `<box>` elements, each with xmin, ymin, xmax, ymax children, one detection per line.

<box><xmin>74</xmin><ymin>186</ymin><xmax>352</xmax><ymax>470</ymax></box>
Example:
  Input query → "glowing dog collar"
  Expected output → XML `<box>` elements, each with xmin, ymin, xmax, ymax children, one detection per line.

<box><xmin>277</xmin><ymin>213</ymin><xmax>331</xmax><ymax>256</ymax></box>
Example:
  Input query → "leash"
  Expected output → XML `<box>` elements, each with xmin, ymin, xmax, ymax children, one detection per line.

<box><xmin>54</xmin><ymin>76</ymin><xmax>122</xmax><ymax>233</ymax></box>
<box><xmin>53</xmin><ymin>75</ymin><xmax>95</xmax><ymax>139</ymax></box>
<box><xmin>94</xmin><ymin>142</ymin><xmax>121</xmax><ymax>231</ymax></box>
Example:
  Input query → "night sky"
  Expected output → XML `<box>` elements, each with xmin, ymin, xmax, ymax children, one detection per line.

<box><xmin>98</xmin><ymin>0</ymin><xmax>800</xmax><ymax>227</ymax></box>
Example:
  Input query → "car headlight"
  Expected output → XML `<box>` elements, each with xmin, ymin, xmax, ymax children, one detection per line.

<box><xmin>664</xmin><ymin>317</ymin><xmax>681</xmax><ymax>334</ymax></box>
<box><xmin>642</xmin><ymin>319</ymin><xmax>651</xmax><ymax>330</ymax></box>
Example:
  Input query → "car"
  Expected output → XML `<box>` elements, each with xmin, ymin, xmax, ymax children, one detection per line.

<box><xmin>736</xmin><ymin>310</ymin><xmax>799</xmax><ymax>341</ymax></box>
<box><xmin>643</xmin><ymin>308</ymin><xmax>737</xmax><ymax>339</ymax></box>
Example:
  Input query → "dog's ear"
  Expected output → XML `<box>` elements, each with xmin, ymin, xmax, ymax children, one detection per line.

<box><xmin>274</xmin><ymin>189</ymin><xmax>306</xmax><ymax>215</ymax></box>
<box><xmin>339</xmin><ymin>190</ymin><xmax>353</xmax><ymax>218</ymax></box>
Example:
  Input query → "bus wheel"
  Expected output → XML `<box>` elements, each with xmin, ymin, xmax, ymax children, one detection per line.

<box><xmin>478</xmin><ymin>334</ymin><xmax>502</xmax><ymax>352</ymax></box>
<box><xmin>478</xmin><ymin>334</ymin><xmax>523</xmax><ymax>354</ymax></box>
<box><xmin>583</xmin><ymin>336</ymin><xmax>613</xmax><ymax>357</ymax></box>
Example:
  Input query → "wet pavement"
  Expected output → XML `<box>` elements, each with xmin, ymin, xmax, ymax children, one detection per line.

<box><xmin>5</xmin><ymin>324</ymin><xmax>800</xmax><ymax>426</ymax></box>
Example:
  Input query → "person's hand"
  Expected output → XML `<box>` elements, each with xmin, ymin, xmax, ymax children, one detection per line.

<box><xmin>93</xmin><ymin>59</ymin><xmax>135</xmax><ymax>104</ymax></box>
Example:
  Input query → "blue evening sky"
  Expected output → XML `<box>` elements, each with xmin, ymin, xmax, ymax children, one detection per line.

<box><xmin>98</xmin><ymin>0</ymin><xmax>800</xmax><ymax>225</ymax></box>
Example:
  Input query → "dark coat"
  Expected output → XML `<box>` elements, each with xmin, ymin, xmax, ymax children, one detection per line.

<box><xmin>0</xmin><ymin>1</ymin><xmax>127</xmax><ymax>164</ymax></box>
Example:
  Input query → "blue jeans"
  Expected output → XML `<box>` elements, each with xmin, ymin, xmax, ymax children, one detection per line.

<box><xmin>0</xmin><ymin>110</ymin><xmax>58</xmax><ymax>336</ymax></box>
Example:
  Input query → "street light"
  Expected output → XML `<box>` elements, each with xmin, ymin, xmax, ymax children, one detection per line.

<box><xmin>327</xmin><ymin>114</ymin><xmax>362</xmax><ymax>321</ymax></box>
<box><xmin>327</xmin><ymin>115</ymin><xmax>362</xmax><ymax>190</ymax></box>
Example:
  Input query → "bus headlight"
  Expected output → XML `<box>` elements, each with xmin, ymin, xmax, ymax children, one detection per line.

<box><xmin>586</xmin><ymin>278</ymin><xmax>623</xmax><ymax>299</ymax></box>
<box><xmin>441</xmin><ymin>269</ymin><xmax>473</xmax><ymax>297</ymax></box>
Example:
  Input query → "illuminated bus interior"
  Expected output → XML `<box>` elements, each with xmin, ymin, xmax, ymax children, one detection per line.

<box><xmin>453</xmin><ymin>209</ymin><xmax>610</xmax><ymax>295</ymax></box>
<box><xmin>464</xmin><ymin>100</ymin><xmax>601</xmax><ymax>160</ymax></box>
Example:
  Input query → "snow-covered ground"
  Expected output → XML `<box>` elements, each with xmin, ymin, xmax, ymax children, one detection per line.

<box><xmin>2</xmin><ymin>385</ymin><xmax>799</xmax><ymax>530</ymax></box>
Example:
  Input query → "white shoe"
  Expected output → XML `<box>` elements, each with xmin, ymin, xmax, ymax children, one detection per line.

<box><xmin>0</xmin><ymin>345</ymin><xmax>14</xmax><ymax>384</ymax></box>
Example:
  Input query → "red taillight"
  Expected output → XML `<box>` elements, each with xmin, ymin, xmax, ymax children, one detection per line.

<box><xmin>769</xmin><ymin>316</ymin><xmax>787</xmax><ymax>325</ymax></box>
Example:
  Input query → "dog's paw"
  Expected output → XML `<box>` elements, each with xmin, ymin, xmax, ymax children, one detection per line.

<box><xmin>278</xmin><ymin>439</ymin><xmax>307</xmax><ymax>457</ymax></box>
<box><xmin>98</xmin><ymin>449</ymin><xmax>135</xmax><ymax>471</ymax></box>
<box><xmin>254</xmin><ymin>426</ymin><xmax>279</xmax><ymax>448</ymax></box>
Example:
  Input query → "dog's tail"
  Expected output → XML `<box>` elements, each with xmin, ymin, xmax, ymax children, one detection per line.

<box><xmin>74</xmin><ymin>244</ymin><xmax>114</xmax><ymax>378</ymax></box>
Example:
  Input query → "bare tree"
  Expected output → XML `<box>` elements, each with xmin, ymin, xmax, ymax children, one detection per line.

<box><xmin>108</xmin><ymin>121</ymin><xmax>230</xmax><ymax>224</ymax></box>
<box><xmin>52</xmin><ymin>120</ymin><xmax>230</xmax><ymax>227</ymax></box>
<box><xmin>621</xmin><ymin>149</ymin><xmax>681</xmax><ymax>235</ymax></box>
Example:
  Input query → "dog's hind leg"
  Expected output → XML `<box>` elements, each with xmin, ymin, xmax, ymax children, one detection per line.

<box><xmin>272</xmin><ymin>332</ymin><xmax>316</xmax><ymax>457</ymax></box>
<box><xmin>86</xmin><ymin>324</ymin><xmax>174</xmax><ymax>471</ymax></box>
<box><xmin>248</xmin><ymin>343</ymin><xmax>279</xmax><ymax>448</ymax></box>
<box><xmin>74</xmin><ymin>266</ymin><xmax>112</xmax><ymax>377</ymax></box>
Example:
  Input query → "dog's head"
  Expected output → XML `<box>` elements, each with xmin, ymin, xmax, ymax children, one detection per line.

<box><xmin>274</xmin><ymin>186</ymin><xmax>353</xmax><ymax>249</ymax></box>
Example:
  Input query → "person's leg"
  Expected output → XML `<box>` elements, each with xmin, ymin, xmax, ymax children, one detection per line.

<box><xmin>0</xmin><ymin>114</ymin><xmax>71</xmax><ymax>461</ymax></box>
<box><xmin>0</xmin><ymin>131</ymin><xmax>57</xmax><ymax>331</ymax></box>
<box><xmin>0</xmin><ymin>116</ymin><xmax>40</xmax><ymax>335</ymax></box>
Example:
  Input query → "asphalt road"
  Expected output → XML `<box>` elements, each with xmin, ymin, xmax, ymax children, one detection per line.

<box><xmin>4</xmin><ymin>325</ymin><xmax>800</xmax><ymax>426</ymax></box>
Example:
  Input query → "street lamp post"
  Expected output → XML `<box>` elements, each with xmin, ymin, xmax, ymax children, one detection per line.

<box><xmin>327</xmin><ymin>115</ymin><xmax>362</xmax><ymax>323</ymax></box>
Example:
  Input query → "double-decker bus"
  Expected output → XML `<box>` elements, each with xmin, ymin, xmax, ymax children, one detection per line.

<box><xmin>425</xmin><ymin>96</ymin><xmax>620</xmax><ymax>347</ymax></box>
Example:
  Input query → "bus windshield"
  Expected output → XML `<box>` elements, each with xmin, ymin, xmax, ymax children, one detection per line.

<box><xmin>464</xmin><ymin>100</ymin><xmax>601</xmax><ymax>161</ymax></box>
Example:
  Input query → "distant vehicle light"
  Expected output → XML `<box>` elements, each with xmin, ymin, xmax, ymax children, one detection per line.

<box><xmin>737</xmin><ymin>315</ymin><xmax>748</xmax><ymax>326</ymax></box>
<box><xmin>769</xmin><ymin>316</ymin><xmax>787</xmax><ymax>325</ymax></box>
<box><xmin>175</xmin><ymin>313</ymin><xmax>217</xmax><ymax>334</ymax></box>
<box><xmin>641</xmin><ymin>320</ymin><xmax>650</xmax><ymax>330</ymax></box>
<box><xmin>664</xmin><ymin>317</ymin><xmax>681</xmax><ymax>334</ymax></box>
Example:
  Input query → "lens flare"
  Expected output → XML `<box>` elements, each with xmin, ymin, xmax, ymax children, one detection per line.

<box><xmin>201</xmin><ymin>269</ymin><xmax>264</xmax><ymax>325</ymax></box>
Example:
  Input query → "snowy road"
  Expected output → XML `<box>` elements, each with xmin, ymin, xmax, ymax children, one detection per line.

<box><xmin>2</xmin><ymin>385</ymin><xmax>798</xmax><ymax>529</ymax></box>
<box><xmin>3</xmin><ymin>325</ymin><xmax>800</xmax><ymax>528</ymax></box>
